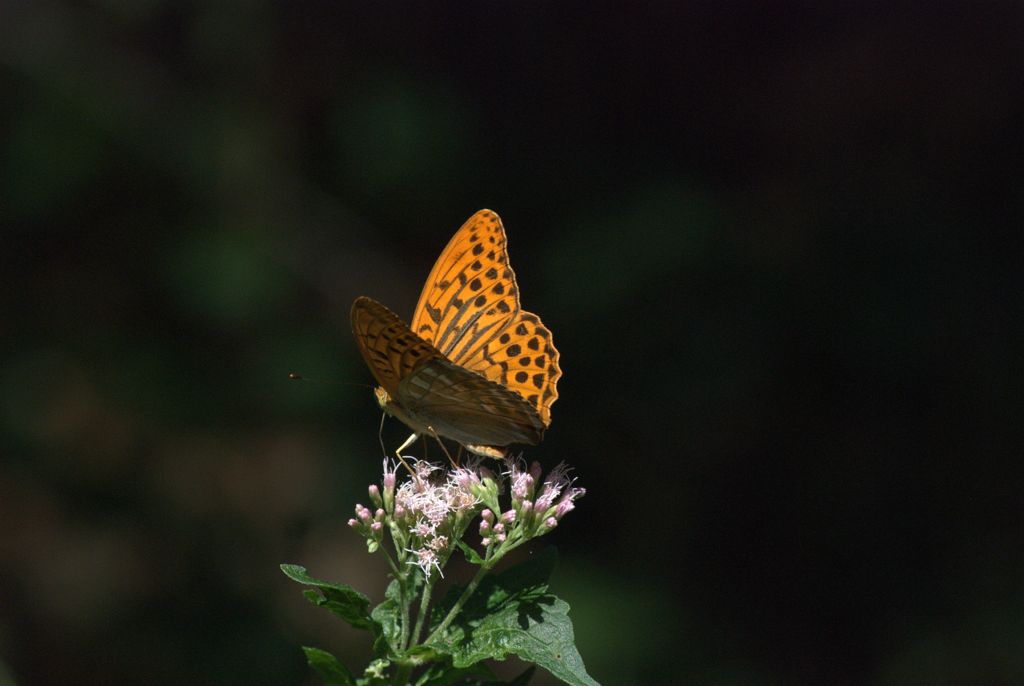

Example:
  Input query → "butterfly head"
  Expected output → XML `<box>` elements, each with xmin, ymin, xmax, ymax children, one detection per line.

<box><xmin>373</xmin><ymin>386</ymin><xmax>391</xmax><ymax>410</ymax></box>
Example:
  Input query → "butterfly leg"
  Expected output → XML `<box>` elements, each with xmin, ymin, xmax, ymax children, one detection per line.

<box><xmin>395</xmin><ymin>432</ymin><xmax>419</xmax><ymax>457</ymax></box>
<box><xmin>426</xmin><ymin>431</ymin><xmax>458</xmax><ymax>468</ymax></box>
<box><xmin>391</xmin><ymin>432</ymin><xmax>420</xmax><ymax>477</ymax></box>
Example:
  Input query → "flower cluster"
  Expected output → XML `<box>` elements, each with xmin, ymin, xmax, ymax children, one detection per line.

<box><xmin>491</xmin><ymin>459</ymin><xmax>586</xmax><ymax>542</ymax></box>
<box><xmin>349</xmin><ymin>456</ymin><xmax>585</xmax><ymax>579</ymax></box>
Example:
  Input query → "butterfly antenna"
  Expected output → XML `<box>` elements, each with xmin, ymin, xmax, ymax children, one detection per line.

<box><xmin>288</xmin><ymin>372</ymin><xmax>373</xmax><ymax>389</ymax></box>
<box><xmin>377</xmin><ymin>412</ymin><xmax>388</xmax><ymax>460</ymax></box>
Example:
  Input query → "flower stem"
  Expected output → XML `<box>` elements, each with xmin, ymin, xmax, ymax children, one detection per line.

<box><xmin>424</xmin><ymin>561</ymin><xmax>491</xmax><ymax>644</ymax></box>
<box><xmin>397</xmin><ymin>572</ymin><xmax>412</xmax><ymax>651</ymax></box>
<box><xmin>408</xmin><ymin>572</ymin><xmax>437</xmax><ymax>649</ymax></box>
<box><xmin>391</xmin><ymin>660</ymin><xmax>413</xmax><ymax>686</ymax></box>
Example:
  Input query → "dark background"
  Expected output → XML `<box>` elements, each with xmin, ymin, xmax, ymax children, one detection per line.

<box><xmin>2</xmin><ymin>3</ymin><xmax>1022</xmax><ymax>685</ymax></box>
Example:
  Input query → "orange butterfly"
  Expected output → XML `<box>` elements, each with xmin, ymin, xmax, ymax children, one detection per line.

<box><xmin>351</xmin><ymin>209</ymin><xmax>561</xmax><ymax>460</ymax></box>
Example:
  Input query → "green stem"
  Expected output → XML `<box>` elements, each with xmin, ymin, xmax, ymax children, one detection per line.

<box><xmin>391</xmin><ymin>660</ymin><xmax>413</xmax><ymax>686</ymax></box>
<box><xmin>424</xmin><ymin>561</ymin><xmax>491</xmax><ymax>644</ymax></box>
<box><xmin>397</xmin><ymin>572</ymin><xmax>412</xmax><ymax>651</ymax></box>
<box><xmin>381</xmin><ymin>546</ymin><xmax>401</xmax><ymax>576</ymax></box>
<box><xmin>408</xmin><ymin>572</ymin><xmax>437</xmax><ymax>648</ymax></box>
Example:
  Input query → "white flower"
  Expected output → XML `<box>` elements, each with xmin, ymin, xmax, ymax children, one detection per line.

<box><xmin>407</xmin><ymin>546</ymin><xmax>443</xmax><ymax>578</ymax></box>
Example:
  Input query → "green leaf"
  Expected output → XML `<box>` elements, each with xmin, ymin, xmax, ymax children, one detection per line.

<box><xmin>427</xmin><ymin>549</ymin><xmax>599</xmax><ymax>686</ymax></box>
<box><xmin>457</xmin><ymin>540</ymin><xmax>485</xmax><ymax>565</ymax></box>
<box><xmin>302</xmin><ymin>646</ymin><xmax>355</xmax><ymax>686</ymax></box>
<box><xmin>371</xmin><ymin>579</ymin><xmax>402</xmax><ymax>655</ymax></box>
<box><xmin>281</xmin><ymin>564</ymin><xmax>375</xmax><ymax>631</ymax></box>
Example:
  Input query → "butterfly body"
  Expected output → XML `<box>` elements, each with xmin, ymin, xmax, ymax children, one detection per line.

<box><xmin>351</xmin><ymin>209</ymin><xmax>560</xmax><ymax>458</ymax></box>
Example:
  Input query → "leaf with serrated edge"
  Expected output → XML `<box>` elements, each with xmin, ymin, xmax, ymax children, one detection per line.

<box><xmin>281</xmin><ymin>564</ymin><xmax>374</xmax><ymax>630</ymax></box>
<box><xmin>426</xmin><ymin>549</ymin><xmax>599</xmax><ymax>686</ymax></box>
<box><xmin>302</xmin><ymin>646</ymin><xmax>355</xmax><ymax>686</ymax></box>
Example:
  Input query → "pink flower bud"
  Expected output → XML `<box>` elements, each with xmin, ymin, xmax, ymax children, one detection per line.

<box><xmin>368</xmin><ymin>484</ymin><xmax>382</xmax><ymax>506</ymax></box>
<box><xmin>481</xmin><ymin>537</ymin><xmax>491</xmax><ymax>547</ymax></box>
<box><xmin>479</xmin><ymin>520</ymin><xmax>491</xmax><ymax>533</ymax></box>
<box><xmin>347</xmin><ymin>518</ymin><xmax>358</xmax><ymax>527</ymax></box>
<box><xmin>394</xmin><ymin>505</ymin><xmax>406</xmax><ymax>519</ymax></box>
<box><xmin>545</xmin><ymin>517</ymin><xmax>557</xmax><ymax>529</ymax></box>
<box><xmin>375</xmin><ymin>508</ymin><xmax>385</xmax><ymax>520</ymax></box>
<box><xmin>493</xmin><ymin>522</ymin><xmax>505</xmax><ymax>534</ymax></box>
<box><xmin>555</xmin><ymin>500</ymin><xmax>575</xmax><ymax>518</ymax></box>
<box><xmin>520</xmin><ymin>500</ymin><xmax>533</xmax><ymax>514</ymax></box>
<box><xmin>481</xmin><ymin>509</ymin><xmax>494</xmax><ymax>522</ymax></box>
<box><xmin>495</xmin><ymin>533</ymin><xmax>506</xmax><ymax>542</ymax></box>
<box><xmin>501</xmin><ymin>509</ymin><xmax>516</xmax><ymax>523</ymax></box>
<box><xmin>371</xmin><ymin>521</ymin><xmax>383</xmax><ymax>532</ymax></box>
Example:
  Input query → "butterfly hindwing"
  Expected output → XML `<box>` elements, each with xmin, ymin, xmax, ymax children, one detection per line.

<box><xmin>456</xmin><ymin>311</ymin><xmax>561</xmax><ymax>426</ymax></box>
<box><xmin>398</xmin><ymin>357</ymin><xmax>545</xmax><ymax>446</ymax></box>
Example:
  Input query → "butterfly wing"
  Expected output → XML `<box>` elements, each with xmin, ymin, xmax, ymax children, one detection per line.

<box><xmin>398</xmin><ymin>357</ymin><xmax>545</xmax><ymax>447</ymax></box>
<box><xmin>409</xmin><ymin>209</ymin><xmax>562</xmax><ymax>426</ymax></box>
<box><xmin>351</xmin><ymin>296</ymin><xmax>445</xmax><ymax>399</ymax></box>
<box><xmin>352</xmin><ymin>295</ymin><xmax>544</xmax><ymax>447</ymax></box>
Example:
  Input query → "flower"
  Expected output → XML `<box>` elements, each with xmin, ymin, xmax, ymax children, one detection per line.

<box><xmin>407</xmin><ymin>546</ymin><xmax>442</xmax><ymax>578</ymax></box>
<box><xmin>351</xmin><ymin>457</ymin><xmax>585</xmax><ymax>576</ymax></box>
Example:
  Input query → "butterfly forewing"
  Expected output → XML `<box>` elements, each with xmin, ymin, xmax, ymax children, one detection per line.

<box><xmin>411</xmin><ymin>210</ymin><xmax>519</xmax><ymax>353</ymax></box>
<box><xmin>409</xmin><ymin>209</ymin><xmax>561</xmax><ymax>425</ymax></box>
<box><xmin>351</xmin><ymin>296</ymin><xmax>445</xmax><ymax>399</ymax></box>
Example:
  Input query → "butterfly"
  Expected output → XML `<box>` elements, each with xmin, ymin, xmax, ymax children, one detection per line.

<box><xmin>351</xmin><ymin>209</ymin><xmax>561</xmax><ymax>460</ymax></box>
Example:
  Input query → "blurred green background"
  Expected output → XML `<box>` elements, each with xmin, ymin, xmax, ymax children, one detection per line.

<box><xmin>2</xmin><ymin>3</ymin><xmax>1023</xmax><ymax>685</ymax></box>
